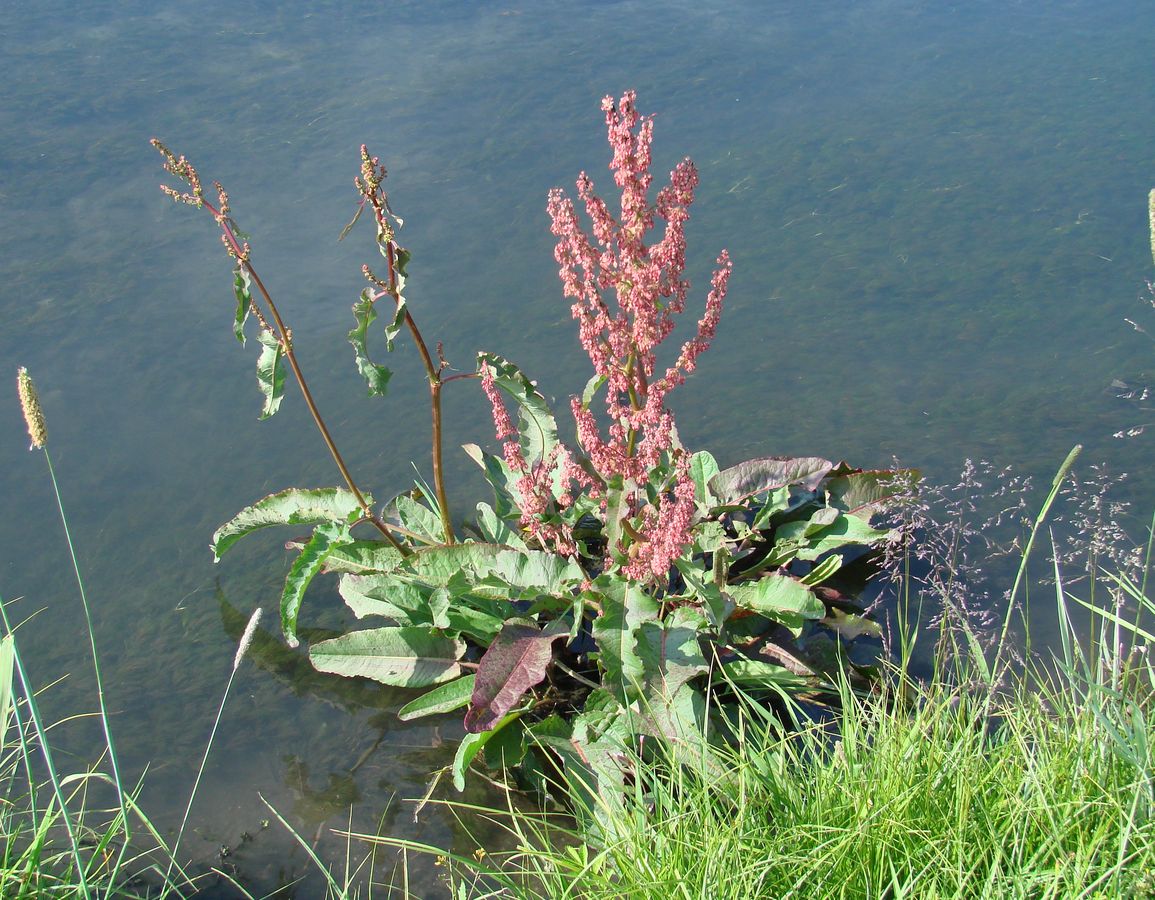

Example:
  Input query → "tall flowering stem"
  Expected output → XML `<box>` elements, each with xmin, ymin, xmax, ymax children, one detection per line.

<box><xmin>541</xmin><ymin>91</ymin><xmax>732</xmax><ymax>582</ymax></box>
<box><xmin>151</xmin><ymin>140</ymin><xmax>410</xmax><ymax>556</ymax></box>
<box><xmin>356</xmin><ymin>146</ymin><xmax>456</xmax><ymax>544</ymax></box>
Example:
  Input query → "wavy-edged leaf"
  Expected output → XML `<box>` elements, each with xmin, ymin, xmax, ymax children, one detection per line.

<box><xmin>308</xmin><ymin>626</ymin><xmax>465</xmax><ymax>687</ymax></box>
<box><xmin>709</xmin><ymin>456</ymin><xmax>833</xmax><ymax>506</ymax></box>
<box><xmin>348</xmin><ymin>289</ymin><xmax>394</xmax><ymax>397</ymax></box>
<box><xmin>281</xmin><ymin>521</ymin><xmax>351</xmax><ymax>648</ymax></box>
<box><xmin>232</xmin><ymin>266</ymin><xmax>252</xmax><ymax>345</ymax></box>
<box><xmin>727</xmin><ymin>575</ymin><xmax>825</xmax><ymax>630</ymax></box>
<box><xmin>315</xmin><ymin>540</ymin><xmax>404</xmax><ymax>575</ymax></box>
<box><xmin>256</xmin><ymin>328</ymin><xmax>286</xmax><ymax>419</ymax></box>
<box><xmin>212</xmin><ymin>487</ymin><xmax>366</xmax><ymax>560</ymax></box>
<box><xmin>825</xmin><ymin>468</ymin><xmax>917</xmax><ymax>519</ymax></box>
<box><xmin>476</xmin><ymin>352</ymin><xmax>558</xmax><ymax>467</ymax></box>
<box><xmin>776</xmin><ymin>512</ymin><xmax>888</xmax><ymax>560</ymax></box>
<box><xmin>398</xmin><ymin>674</ymin><xmax>476</xmax><ymax>721</ymax></box>
<box><xmin>391</xmin><ymin>493</ymin><xmax>443</xmax><ymax>543</ymax></box>
<box><xmin>464</xmin><ymin>618</ymin><xmax>566</xmax><ymax>733</ymax></box>
<box><xmin>636</xmin><ymin>606</ymin><xmax>707</xmax><ymax>701</ymax></box>
<box><xmin>591</xmin><ymin>579</ymin><xmax>661</xmax><ymax>701</ymax></box>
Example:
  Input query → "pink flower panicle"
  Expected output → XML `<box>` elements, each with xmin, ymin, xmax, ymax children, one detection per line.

<box><xmin>543</xmin><ymin>91</ymin><xmax>731</xmax><ymax>581</ymax></box>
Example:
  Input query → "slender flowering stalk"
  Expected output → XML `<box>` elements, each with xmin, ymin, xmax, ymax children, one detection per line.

<box><xmin>151</xmin><ymin>140</ymin><xmax>410</xmax><ymax>556</ymax></box>
<box><xmin>166</xmin><ymin>607</ymin><xmax>263</xmax><ymax>885</ymax></box>
<box><xmin>17</xmin><ymin>367</ymin><xmax>132</xmax><ymax>865</ymax></box>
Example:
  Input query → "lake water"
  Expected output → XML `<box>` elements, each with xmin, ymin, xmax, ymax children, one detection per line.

<box><xmin>3</xmin><ymin>0</ymin><xmax>1154</xmax><ymax>893</ymax></box>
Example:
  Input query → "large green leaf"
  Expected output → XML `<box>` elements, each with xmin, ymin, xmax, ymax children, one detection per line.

<box><xmin>476</xmin><ymin>352</ymin><xmax>558</xmax><ymax>468</ymax></box>
<box><xmin>775</xmin><ymin>512</ymin><xmax>888</xmax><ymax>560</ymax></box>
<box><xmin>825</xmin><ymin>467</ymin><xmax>916</xmax><ymax>518</ymax></box>
<box><xmin>316</xmin><ymin>540</ymin><xmax>404</xmax><ymax>575</ymax></box>
<box><xmin>308</xmin><ymin>626</ymin><xmax>465</xmax><ymax>687</ymax></box>
<box><xmin>709</xmin><ymin>456</ymin><xmax>833</xmax><ymax>506</ymax></box>
<box><xmin>391</xmin><ymin>493</ymin><xmax>444</xmax><ymax>543</ymax></box>
<box><xmin>591</xmin><ymin>579</ymin><xmax>661</xmax><ymax>701</ymax></box>
<box><xmin>212</xmin><ymin>487</ymin><xmax>366</xmax><ymax>560</ymax></box>
<box><xmin>280</xmin><ymin>521</ymin><xmax>351</xmax><ymax>648</ymax></box>
<box><xmin>473</xmin><ymin>501</ymin><xmax>528</xmax><ymax>550</ymax></box>
<box><xmin>347</xmin><ymin>289</ymin><xmax>394</xmax><ymax>397</ymax></box>
<box><xmin>255</xmin><ymin>328</ymin><xmax>287</xmax><ymax>419</ymax></box>
<box><xmin>636</xmin><ymin>606</ymin><xmax>708</xmax><ymax>701</ymax></box>
<box><xmin>727</xmin><ymin>575</ymin><xmax>825</xmax><ymax>628</ymax></box>
<box><xmin>339</xmin><ymin>572</ymin><xmax>507</xmax><ymax>641</ymax></box>
<box><xmin>397</xmin><ymin>674</ymin><xmax>476</xmax><ymax>721</ymax></box>
<box><xmin>689</xmin><ymin>450</ymin><xmax>720</xmax><ymax>507</ymax></box>
<box><xmin>462</xmin><ymin>443</ymin><xmax>519</xmax><ymax>522</ymax></box>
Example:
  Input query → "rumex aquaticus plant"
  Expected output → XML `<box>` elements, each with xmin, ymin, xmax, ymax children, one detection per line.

<box><xmin>153</xmin><ymin>92</ymin><xmax>910</xmax><ymax>799</ymax></box>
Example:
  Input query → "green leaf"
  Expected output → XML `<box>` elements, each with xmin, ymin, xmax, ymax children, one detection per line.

<box><xmin>464</xmin><ymin>618</ymin><xmax>566</xmax><ymax>732</ymax></box>
<box><xmin>255</xmin><ymin>328</ymin><xmax>287</xmax><ymax>419</ymax></box>
<box><xmin>397</xmin><ymin>674</ymin><xmax>476</xmax><ymax>721</ymax></box>
<box><xmin>281</xmin><ymin>521</ymin><xmax>351</xmax><ymax>648</ymax></box>
<box><xmin>474</xmin><ymin>501</ymin><xmax>528</xmax><ymax>550</ymax></box>
<box><xmin>750</xmin><ymin>485</ymin><xmax>792</xmax><ymax>531</ymax></box>
<box><xmin>453</xmin><ymin>711</ymin><xmax>520</xmax><ymax>791</ymax></box>
<box><xmin>476</xmin><ymin>352</ymin><xmax>558</xmax><ymax>468</ymax></box>
<box><xmin>721</xmin><ymin>658</ymin><xmax>812</xmax><ymax>691</ymax></box>
<box><xmin>390</xmin><ymin>492</ymin><xmax>444</xmax><ymax>543</ymax></box>
<box><xmin>776</xmin><ymin>513</ymin><xmax>888</xmax><ymax>560</ymax></box>
<box><xmin>591</xmin><ymin>579</ymin><xmax>660</xmax><ymax>701</ymax></box>
<box><xmin>348</xmin><ymin>289</ymin><xmax>394</xmax><ymax>397</ymax></box>
<box><xmin>822</xmin><ymin>607</ymin><xmax>882</xmax><ymax>640</ymax></box>
<box><xmin>462</xmin><ymin>443</ymin><xmax>519</xmax><ymax>522</ymax></box>
<box><xmin>801</xmin><ymin>553</ymin><xmax>842</xmax><ymax>586</ymax></box>
<box><xmin>709</xmin><ymin>456</ymin><xmax>833</xmax><ymax>506</ymax></box>
<box><xmin>636</xmin><ymin>606</ymin><xmax>708</xmax><ymax>701</ymax></box>
<box><xmin>317</xmin><ymin>540</ymin><xmax>404</xmax><ymax>575</ymax></box>
<box><xmin>727</xmin><ymin>575</ymin><xmax>825</xmax><ymax>627</ymax></box>
<box><xmin>212</xmin><ymin>487</ymin><xmax>366</xmax><ymax>560</ymax></box>
<box><xmin>0</xmin><ymin>635</ymin><xmax>14</xmax><ymax>759</ymax></box>
<box><xmin>308</xmin><ymin>626</ymin><xmax>465</xmax><ymax>687</ymax></box>
<box><xmin>689</xmin><ymin>450</ymin><xmax>720</xmax><ymax>506</ymax></box>
<box><xmin>232</xmin><ymin>267</ymin><xmax>252</xmax><ymax>345</ymax></box>
<box><xmin>825</xmin><ymin>467</ymin><xmax>917</xmax><ymax>518</ymax></box>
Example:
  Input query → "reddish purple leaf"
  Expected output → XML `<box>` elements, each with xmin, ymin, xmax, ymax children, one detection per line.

<box><xmin>709</xmin><ymin>456</ymin><xmax>834</xmax><ymax>504</ymax></box>
<box><xmin>464</xmin><ymin>619</ymin><xmax>565</xmax><ymax>733</ymax></box>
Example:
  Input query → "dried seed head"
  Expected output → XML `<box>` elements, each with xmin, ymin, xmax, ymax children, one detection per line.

<box><xmin>1148</xmin><ymin>188</ymin><xmax>1155</xmax><ymax>267</ymax></box>
<box><xmin>17</xmin><ymin>367</ymin><xmax>47</xmax><ymax>450</ymax></box>
<box><xmin>233</xmin><ymin>607</ymin><xmax>263</xmax><ymax>671</ymax></box>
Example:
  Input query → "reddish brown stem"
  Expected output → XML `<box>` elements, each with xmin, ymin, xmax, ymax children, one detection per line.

<box><xmin>209</xmin><ymin>201</ymin><xmax>410</xmax><ymax>557</ymax></box>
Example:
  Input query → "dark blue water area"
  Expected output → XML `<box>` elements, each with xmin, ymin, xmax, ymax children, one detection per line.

<box><xmin>2</xmin><ymin>0</ymin><xmax>1154</xmax><ymax>893</ymax></box>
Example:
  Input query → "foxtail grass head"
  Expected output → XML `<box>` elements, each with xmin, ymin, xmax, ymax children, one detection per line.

<box><xmin>1148</xmin><ymin>188</ymin><xmax>1154</xmax><ymax>267</ymax></box>
<box><xmin>16</xmin><ymin>367</ymin><xmax>46</xmax><ymax>451</ymax></box>
<box><xmin>234</xmin><ymin>607</ymin><xmax>262</xmax><ymax>671</ymax></box>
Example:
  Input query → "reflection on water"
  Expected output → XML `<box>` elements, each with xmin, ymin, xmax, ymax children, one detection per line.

<box><xmin>2</xmin><ymin>0</ymin><xmax>1154</xmax><ymax>892</ymax></box>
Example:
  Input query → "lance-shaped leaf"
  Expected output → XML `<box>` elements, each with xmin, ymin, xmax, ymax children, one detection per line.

<box><xmin>709</xmin><ymin>456</ymin><xmax>833</xmax><ymax>506</ymax></box>
<box><xmin>398</xmin><ymin>674</ymin><xmax>476</xmax><ymax>721</ymax></box>
<box><xmin>255</xmin><ymin>328</ymin><xmax>287</xmax><ymax>419</ymax></box>
<box><xmin>281</xmin><ymin>521</ymin><xmax>351</xmax><ymax>648</ymax></box>
<box><xmin>348</xmin><ymin>289</ymin><xmax>394</xmax><ymax>397</ymax></box>
<box><xmin>453</xmin><ymin>711</ymin><xmax>520</xmax><ymax>791</ymax></box>
<box><xmin>212</xmin><ymin>487</ymin><xmax>366</xmax><ymax>560</ymax></box>
<box><xmin>476</xmin><ymin>352</ymin><xmax>558</xmax><ymax>468</ymax></box>
<box><xmin>463</xmin><ymin>618</ymin><xmax>567</xmax><ymax>733</ymax></box>
<box><xmin>462</xmin><ymin>443</ymin><xmax>520</xmax><ymax>522</ymax></box>
<box><xmin>308</xmin><ymin>626</ymin><xmax>465</xmax><ymax>687</ymax></box>
<box><xmin>313</xmin><ymin>540</ymin><xmax>404</xmax><ymax>575</ymax></box>
<box><xmin>591</xmin><ymin>579</ymin><xmax>661</xmax><ymax>701</ymax></box>
<box><xmin>689</xmin><ymin>450</ymin><xmax>720</xmax><ymax>507</ymax></box>
<box><xmin>232</xmin><ymin>267</ymin><xmax>252</xmax><ymax>345</ymax></box>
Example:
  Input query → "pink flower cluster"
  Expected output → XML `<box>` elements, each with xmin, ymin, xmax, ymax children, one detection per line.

<box><xmin>552</xmin><ymin>92</ymin><xmax>730</xmax><ymax>580</ymax></box>
<box><xmin>485</xmin><ymin>91</ymin><xmax>731</xmax><ymax>582</ymax></box>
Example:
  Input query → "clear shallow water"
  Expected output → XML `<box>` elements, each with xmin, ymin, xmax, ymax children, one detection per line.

<box><xmin>2</xmin><ymin>0</ymin><xmax>1154</xmax><ymax>893</ymax></box>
